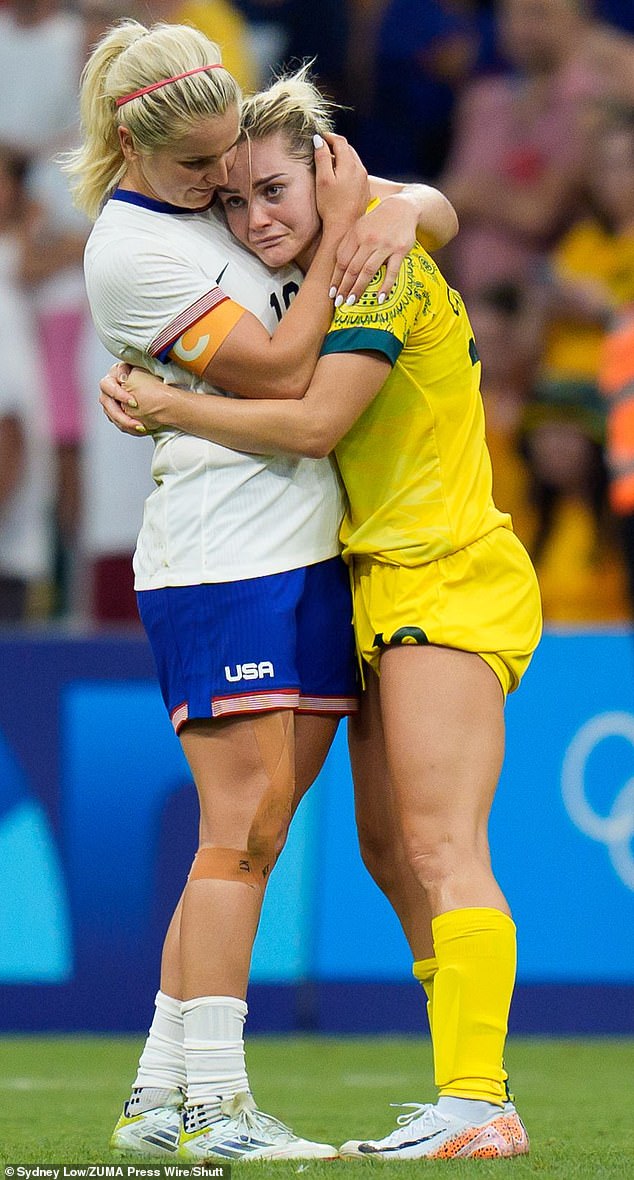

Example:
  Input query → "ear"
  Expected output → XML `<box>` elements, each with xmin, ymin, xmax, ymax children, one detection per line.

<box><xmin>117</xmin><ymin>124</ymin><xmax>137</xmax><ymax>162</ymax></box>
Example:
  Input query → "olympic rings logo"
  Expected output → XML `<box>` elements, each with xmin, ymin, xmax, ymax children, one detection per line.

<box><xmin>561</xmin><ymin>711</ymin><xmax>634</xmax><ymax>891</ymax></box>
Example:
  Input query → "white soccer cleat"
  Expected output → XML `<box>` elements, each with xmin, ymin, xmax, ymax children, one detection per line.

<box><xmin>339</xmin><ymin>1100</ymin><xmax>530</xmax><ymax>1160</ymax></box>
<box><xmin>110</xmin><ymin>1101</ymin><xmax>182</xmax><ymax>1156</ymax></box>
<box><xmin>177</xmin><ymin>1091</ymin><xmax>338</xmax><ymax>1161</ymax></box>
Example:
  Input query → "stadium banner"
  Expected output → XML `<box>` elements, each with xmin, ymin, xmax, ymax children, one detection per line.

<box><xmin>0</xmin><ymin>629</ymin><xmax>632</xmax><ymax>1033</ymax></box>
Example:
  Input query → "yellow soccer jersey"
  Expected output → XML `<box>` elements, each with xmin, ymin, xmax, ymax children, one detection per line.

<box><xmin>322</xmin><ymin>242</ymin><xmax>511</xmax><ymax>565</ymax></box>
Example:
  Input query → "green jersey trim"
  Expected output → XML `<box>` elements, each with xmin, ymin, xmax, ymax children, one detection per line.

<box><xmin>320</xmin><ymin>326</ymin><xmax>402</xmax><ymax>364</ymax></box>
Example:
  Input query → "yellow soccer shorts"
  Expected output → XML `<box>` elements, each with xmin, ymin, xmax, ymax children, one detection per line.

<box><xmin>351</xmin><ymin>526</ymin><xmax>543</xmax><ymax>696</ymax></box>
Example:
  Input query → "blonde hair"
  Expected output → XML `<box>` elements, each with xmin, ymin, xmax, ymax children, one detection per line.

<box><xmin>240</xmin><ymin>66</ymin><xmax>338</xmax><ymax>162</ymax></box>
<box><xmin>63</xmin><ymin>20</ymin><xmax>241</xmax><ymax>220</ymax></box>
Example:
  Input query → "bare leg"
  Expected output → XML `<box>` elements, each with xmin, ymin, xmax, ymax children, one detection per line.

<box><xmin>349</xmin><ymin>669</ymin><xmax>434</xmax><ymax>959</ymax></box>
<box><xmin>179</xmin><ymin>711</ymin><xmax>295</xmax><ymax>999</ymax></box>
<box><xmin>377</xmin><ymin>645</ymin><xmax>507</xmax><ymax>916</ymax></box>
<box><xmin>159</xmin><ymin>713</ymin><xmax>339</xmax><ymax>999</ymax></box>
<box><xmin>375</xmin><ymin>646</ymin><xmax>514</xmax><ymax>1108</ymax></box>
<box><xmin>160</xmin><ymin>895</ymin><xmax>184</xmax><ymax>998</ymax></box>
<box><xmin>291</xmin><ymin>713</ymin><xmax>340</xmax><ymax>812</ymax></box>
<box><xmin>121</xmin><ymin>711</ymin><xmax>340</xmax><ymax>1138</ymax></box>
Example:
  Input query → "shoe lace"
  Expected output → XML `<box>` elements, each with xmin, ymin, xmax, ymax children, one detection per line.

<box><xmin>378</xmin><ymin>1101</ymin><xmax>451</xmax><ymax>1146</ymax></box>
<box><xmin>219</xmin><ymin>1093</ymin><xmax>295</xmax><ymax>1143</ymax></box>
<box><xmin>391</xmin><ymin>1102</ymin><xmax>436</xmax><ymax>1128</ymax></box>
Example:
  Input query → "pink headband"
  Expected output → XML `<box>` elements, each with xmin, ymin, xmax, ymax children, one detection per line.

<box><xmin>115</xmin><ymin>63</ymin><xmax>225</xmax><ymax>109</ymax></box>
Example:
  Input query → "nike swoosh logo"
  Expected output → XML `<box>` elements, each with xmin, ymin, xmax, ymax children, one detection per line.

<box><xmin>216</xmin><ymin>262</ymin><xmax>229</xmax><ymax>284</ymax></box>
<box><xmin>360</xmin><ymin>1130</ymin><xmax>444</xmax><ymax>1154</ymax></box>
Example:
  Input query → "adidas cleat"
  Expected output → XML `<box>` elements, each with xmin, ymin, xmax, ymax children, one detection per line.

<box><xmin>110</xmin><ymin>1101</ymin><xmax>182</xmax><ymax>1157</ymax></box>
<box><xmin>339</xmin><ymin>1100</ymin><xmax>530</xmax><ymax>1160</ymax></box>
<box><xmin>178</xmin><ymin>1091</ymin><xmax>338</xmax><ymax>1161</ymax></box>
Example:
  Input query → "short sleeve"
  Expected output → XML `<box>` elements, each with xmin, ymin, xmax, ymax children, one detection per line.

<box><xmin>86</xmin><ymin>235</ymin><xmax>235</xmax><ymax>361</ymax></box>
<box><xmin>321</xmin><ymin>249</ymin><xmax>432</xmax><ymax>363</ymax></box>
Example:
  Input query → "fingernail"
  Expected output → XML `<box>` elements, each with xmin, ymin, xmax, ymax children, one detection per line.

<box><xmin>329</xmin><ymin>286</ymin><xmax>337</xmax><ymax>299</ymax></box>
<box><xmin>135</xmin><ymin>423</ymin><xmax>147</xmax><ymax>433</ymax></box>
<box><xmin>313</xmin><ymin>134</ymin><xmax>324</xmax><ymax>149</ymax></box>
<box><xmin>128</xmin><ymin>397</ymin><xmax>139</xmax><ymax>408</ymax></box>
<box><xmin>346</xmin><ymin>294</ymin><xmax>356</xmax><ymax>306</ymax></box>
<box><xmin>334</xmin><ymin>294</ymin><xmax>344</xmax><ymax>308</ymax></box>
<box><xmin>377</xmin><ymin>292</ymin><xmax>386</xmax><ymax>304</ymax></box>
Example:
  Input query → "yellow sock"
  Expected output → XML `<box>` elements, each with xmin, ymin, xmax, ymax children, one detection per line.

<box><xmin>412</xmin><ymin>956</ymin><xmax>437</xmax><ymax>1037</ymax></box>
<box><xmin>431</xmin><ymin>907</ymin><xmax>516</xmax><ymax>1105</ymax></box>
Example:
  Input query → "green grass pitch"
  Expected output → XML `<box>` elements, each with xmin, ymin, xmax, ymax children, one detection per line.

<box><xmin>0</xmin><ymin>1035</ymin><xmax>632</xmax><ymax>1178</ymax></box>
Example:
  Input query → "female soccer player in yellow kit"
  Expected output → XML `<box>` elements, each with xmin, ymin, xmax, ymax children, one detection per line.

<box><xmin>101</xmin><ymin>73</ymin><xmax>542</xmax><ymax>1160</ymax></box>
<box><xmin>71</xmin><ymin>18</ymin><xmax>458</xmax><ymax>1161</ymax></box>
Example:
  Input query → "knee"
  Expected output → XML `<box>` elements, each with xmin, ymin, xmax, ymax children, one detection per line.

<box><xmin>196</xmin><ymin>794</ymin><xmax>292</xmax><ymax>879</ymax></box>
<box><xmin>402</xmin><ymin>833</ymin><xmax>465</xmax><ymax>893</ymax></box>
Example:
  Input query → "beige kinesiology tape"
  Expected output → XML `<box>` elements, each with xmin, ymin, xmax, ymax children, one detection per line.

<box><xmin>188</xmin><ymin>846</ymin><xmax>271</xmax><ymax>890</ymax></box>
<box><xmin>188</xmin><ymin>713</ymin><xmax>296</xmax><ymax>892</ymax></box>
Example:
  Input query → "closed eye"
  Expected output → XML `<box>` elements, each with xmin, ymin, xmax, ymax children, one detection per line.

<box><xmin>182</xmin><ymin>159</ymin><xmax>214</xmax><ymax>169</ymax></box>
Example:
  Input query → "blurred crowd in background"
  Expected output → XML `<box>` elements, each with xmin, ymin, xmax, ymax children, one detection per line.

<box><xmin>1</xmin><ymin>0</ymin><xmax>634</xmax><ymax>629</ymax></box>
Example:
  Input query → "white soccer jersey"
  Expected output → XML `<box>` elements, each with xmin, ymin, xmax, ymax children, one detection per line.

<box><xmin>84</xmin><ymin>193</ymin><xmax>344</xmax><ymax>589</ymax></box>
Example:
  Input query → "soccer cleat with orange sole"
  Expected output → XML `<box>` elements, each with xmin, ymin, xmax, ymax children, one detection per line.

<box><xmin>339</xmin><ymin>1101</ymin><xmax>530</xmax><ymax>1160</ymax></box>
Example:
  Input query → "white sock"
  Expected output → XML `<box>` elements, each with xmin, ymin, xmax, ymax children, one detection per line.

<box><xmin>125</xmin><ymin>1086</ymin><xmax>183</xmax><ymax>1115</ymax></box>
<box><xmin>437</xmin><ymin>1096</ymin><xmax>503</xmax><ymax>1122</ymax></box>
<box><xmin>182</xmin><ymin>995</ymin><xmax>249</xmax><ymax>1108</ymax></box>
<box><xmin>133</xmin><ymin>990</ymin><xmax>186</xmax><ymax>1093</ymax></box>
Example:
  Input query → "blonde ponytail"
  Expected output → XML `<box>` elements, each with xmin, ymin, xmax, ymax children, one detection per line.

<box><xmin>62</xmin><ymin>20</ymin><xmax>241</xmax><ymax>220</ymax></box>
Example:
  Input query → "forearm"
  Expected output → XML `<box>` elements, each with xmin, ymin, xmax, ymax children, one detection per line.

<box><xmin>330</xmin><ymin>180</ymin><xmax>458</xmax><ymax>303</ymax></box>
<box><xmin>200</xmin><ymin>223</ymin><xmax>351</xmax><ymax>401</ymax></box>
<box><xmin>106</xmin><ymin>348</ymin><xmax>386</xmax><ymax>453</ymax></box>
<box><xmin>149</xmin><ymin>383</ymin><xmax>325</xmax><ymax>457</ymax></box>
<box><xmin>369</xmin><ymin>177</ymin><xmax>459</xmax><ymax>251</ymax></box>
<box><xmin>254</xmin><ymin>225</ymin><xmax>347</xmax><ymax>395</ymax></box>
<box><xmin>246</xmin><ymin>133</ymin><xmax>369</xmax><ymax>395</ymax></box>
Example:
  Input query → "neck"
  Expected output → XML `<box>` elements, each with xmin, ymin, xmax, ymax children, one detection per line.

<box><xmin>120</xmin><ymin>160</ymin><xmax>158</xmax><ymax>203</ymax></box>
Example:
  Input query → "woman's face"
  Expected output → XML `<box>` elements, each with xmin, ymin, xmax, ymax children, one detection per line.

<box><xmin>218</xmin><ymin>132</ymin><xmax>322</xmax><ymax>272</ymax></box>
<box><xmin>122</xmin><ymin>105</ymin><xmax>240</xmax><ymax>209</ymax></box>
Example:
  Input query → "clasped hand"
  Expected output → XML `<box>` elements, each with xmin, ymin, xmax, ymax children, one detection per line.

<box><xmin>100</xmin><ymin>365</ymin><xmax>172</xmax><ymax>435</ymax></box>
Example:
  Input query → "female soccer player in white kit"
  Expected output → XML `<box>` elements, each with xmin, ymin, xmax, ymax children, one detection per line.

<box><xmin>101</xmin><ymin>70</ymin><xmax>541</xmax><ymax>1163</ymax></box>
<box><xmin>67</xmin><ymin>18</ymin><xmax>458</xmax><ymax>1160</ymax></box>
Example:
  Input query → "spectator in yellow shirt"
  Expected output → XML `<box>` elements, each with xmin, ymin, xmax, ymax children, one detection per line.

<box><xmin>522</xmin><ymin>105</ymin><xmax>634</xmax><ymax>622</ymax></box>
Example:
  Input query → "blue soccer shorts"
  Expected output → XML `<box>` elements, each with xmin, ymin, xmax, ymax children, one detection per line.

<box><xmin>137</xmin><ymin>556</ymin><xmax>359</xmax><ymax>732</ymax></box>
